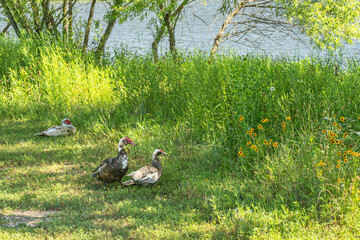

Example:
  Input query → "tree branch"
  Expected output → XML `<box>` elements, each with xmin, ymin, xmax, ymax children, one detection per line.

<box><xmin>210</xmin><ymin>0</ymin><xmax>254</xmax><ymax>59</ymax></box>
<box><xmin>0</xmin><ymin>0</ymin><xmax>21</xmax><ymax>37</ymax></box>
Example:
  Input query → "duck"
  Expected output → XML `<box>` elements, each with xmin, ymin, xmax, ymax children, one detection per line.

<box><xmin>122</xmin><ymin>148</ymin><xmax>167</xmax><ymax>187</ymax></box>
<box><xmin>34</xmin><ymin>118</ymin><xmax>76</xmax><ymax>136</ymax></box>
<box><xmin>91</xmin><ymin>137</ymin><xmax>135</xmax><ymax>187</ymax></box>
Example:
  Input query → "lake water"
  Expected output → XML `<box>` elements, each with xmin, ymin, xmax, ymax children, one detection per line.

<box><xmin>1</xmin><ymin>1</ymin><xmax>360</xmax><ymax>58</ymax></box>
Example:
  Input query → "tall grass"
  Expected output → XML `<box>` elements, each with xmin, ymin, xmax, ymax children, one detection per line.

<box><xmin>1</xmin><ymin>35</ymin><xmax>360</xmax><ymax>238</ymax></box>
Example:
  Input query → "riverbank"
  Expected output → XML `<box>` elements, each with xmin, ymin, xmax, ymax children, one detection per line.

<box><xmin>1</xmin><ymin>36</ymin><xmax>360</xmax><ymax>239</ymax></box>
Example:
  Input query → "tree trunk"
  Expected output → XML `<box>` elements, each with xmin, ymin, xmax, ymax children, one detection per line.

<box><xmin>209</xmin><ymin>0</ymin><xmax>250</xmax><ymax>59</ymax></box>
<box><xmin>63</xmin><ymin>0</ymin><xmax>68</xmax><ymax>41</ymax></box>
<box><xmin>152</xmin><ymin>25</ymin><xmax>166</xmax><ymax>62</ymax></box>
<box><xmin>82</xmin><ymin>0</ymin><xmax>97</xmax><ymax>56</ymax></box>
<box><xmin>164</xmin><ymin>12</ymin><xmax>176</xmax><ymax>55</ymax></box>
<box><xmin>30</xmin><ymin>0</ymin><xmax>41</xmax><ymax>34</ymax></box>
<box><xmin>68</xmin><ymin>0</ymin><xmax>74</xmax><ymax>41</ymax></box>
<box><xmin>41</xmin><ymin>0</ymin><xmax>59</xmax><ymax>35</ymax></box>
<box><xmin>96</xmin><ymin>18</ymin><xmax>117</xmax><ymax>58</ymax></box>
<box><xmin>12</xmin><ymin>0</ymin><xmax>31</xmax><ymax>34</ymax></box>
<box><xmin>0</xmin><ymin>0</ymin><xmax>21</xmax><ymax>37</ymax></box>
<box><xmin>42</xmin><ymin>0</ymin><xmax>52</xmax><ymax>30</ymax></box>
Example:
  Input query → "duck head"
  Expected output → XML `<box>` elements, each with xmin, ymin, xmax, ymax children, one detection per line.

<box><xmin>151</xmin><ymin>148</ymin><xmax>167</xmax><ymax>170</ymax></box>
<box><xmin>61</xmin><ymin>118</ymin><xmax>73</xmax><ymax>126</ymax></box>
<box><xmin>153</xmin><ymin>148</ymin><xmax>167</xmax><ymax>157</ymax></box>
<box><xmin>118</xmin><ymin>137</ymin><xmax>135</xmax><ymax>151</ymax></box>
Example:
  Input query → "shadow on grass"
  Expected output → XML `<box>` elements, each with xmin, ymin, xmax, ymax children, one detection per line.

<box><xmin>1</xmin><ymin>174</ymin><xmax>214</xmax><ymax>238</ymax></box>
<box><xmin>0</xmin><ymin>118</ymin><xmax>290</xmax><ymax>239</ymax></box>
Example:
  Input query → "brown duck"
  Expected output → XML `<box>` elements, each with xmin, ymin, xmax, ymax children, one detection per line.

<box><xmin>122</xmin><ymin>148</ymin><xmax>167</xmax><ymax>187</ymax></box>
<box><xmin>91</xmin><ymin>137</ymin><xmax>135</xmax><ymax>187</ymax></box>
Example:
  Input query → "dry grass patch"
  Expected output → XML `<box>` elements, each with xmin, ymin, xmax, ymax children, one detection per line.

<box><xmin>1</xmin><ymin>210</ymin><xmax>61</xmax><ymax>227</ymax></box>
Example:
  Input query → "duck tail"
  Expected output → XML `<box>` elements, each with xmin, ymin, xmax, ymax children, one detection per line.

<box><xmin>34</xmin><ymin>132</ymin><xmax>46</xmax><ymax>136</ymax></box>
<box><xmin>122</xmin><ymin>180</ymin><xmax>135</xmax><ymax>186</ymax></box>
<box><xmin>91</xmin><ymin>172</ymin><xmax>98</xmax><ymax>178</ymax></box>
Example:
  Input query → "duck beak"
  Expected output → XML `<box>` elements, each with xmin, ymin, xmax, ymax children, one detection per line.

<box><xmin>162</xmin><ymin>151</ymin><xmax>167</xmax><ymax>155</ymax></box>
<box><xmin>130</xmin><ymin>142</ymin><xmax>136</xmax><ymax>145</ymax></box>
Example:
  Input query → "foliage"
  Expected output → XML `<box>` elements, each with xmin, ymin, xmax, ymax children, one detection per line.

<box><xmin>209</xmin><ymin>0</ymin><xmax>360</xmax><ymax>58</ymax></box>
<box><xmin>277</xmin><ymin>0</ymin><xmax>360</xmax><ymax>50</ymax></box>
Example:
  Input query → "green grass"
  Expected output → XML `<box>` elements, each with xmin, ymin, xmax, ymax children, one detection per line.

<box><xmin>1</xmin><ymin>35</ymin><xmax>360</xmax><ymax>239</ymax></box>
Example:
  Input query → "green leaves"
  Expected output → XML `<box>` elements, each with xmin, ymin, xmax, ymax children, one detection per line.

<box><xmin>276</xmin><ymin>0</ymin><xmax>360</xmax><ymax>50</ymax></box>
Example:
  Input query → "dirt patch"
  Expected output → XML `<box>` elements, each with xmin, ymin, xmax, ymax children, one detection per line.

<box><xmin>1</xmin><ymin>210</ymin><xmax>61</xmax><ymax>228</ymax></box>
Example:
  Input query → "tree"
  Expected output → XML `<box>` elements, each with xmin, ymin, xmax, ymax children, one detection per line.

<box><xmin>0</xmin><ymin>0</ymin><xmax>206</xmax><ymax>61</ymax></box>
<box><xmin>102</xmin><ymin>0</ymin><xmax>194</xmax><ymax>60</ymax></box>
<box><xmin>278</xmin><ymin>0</ymin><xmax>360</xmax><ymax>50</ymax></box>
<box><xmin>95</xmin><ymin>0</ymin><xmax>147</xmax><ymax>58</ymax></box>
<box><xmin>209</xmin><ymin>0</ymin><xmax>360</xmax><ymax>59</ymax></box>
<box><xmin>0</xmin><ymin>0</ymin><xmax>22</xmax><ymax>37</ymax></box>
<box><xmin>82</xmin><ymin>0</ymin><xmax>97</xmax><ymax>55</ymax></box>
<box><xmin>0</xmin><ymin>0</ymin><xmax>130</xmax><ymax>57</ymax></box>
<box><xmin>140</xmin><ymin>0</ymin><xmax>194</xmax><ymax>60</ymax></box>
<box><xmin>0</xmin><ymin>0</ymin><xmax>79</xmax><ymax>38</ymax></box>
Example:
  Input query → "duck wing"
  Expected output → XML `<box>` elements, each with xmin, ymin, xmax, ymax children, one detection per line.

<box><xmin>34</xmin><ymin>126</ymin><xmax>62</xmax><ymax>136</ymax></box>
<box><xmin>92</xmin><ymin>158</ymin><xmax>112</xmax><ymax>176</ymax></box>
<box><xmin>127</xmin><ymin>166</ymin><xmax>161</xmax><ymax>186</ymax></box>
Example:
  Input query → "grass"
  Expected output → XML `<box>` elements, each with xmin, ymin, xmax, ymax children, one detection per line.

<box><xmin>1</xmin><ymin>35</ymin><xmax>360</xmax><ymax>239</ymax></box>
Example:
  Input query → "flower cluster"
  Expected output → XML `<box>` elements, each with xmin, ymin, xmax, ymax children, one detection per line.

<box><xmin>318</xmin><ymin>115</ymin><xmax>360</xmax><ymax>184</ymax></box>
<box><xmin>237</xmin><ymin>115</ymin><xmax>288</xmax><ymax>157</ymax></box>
